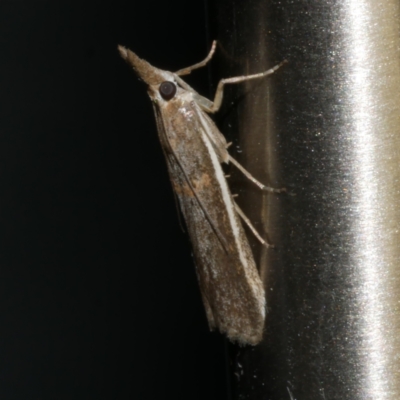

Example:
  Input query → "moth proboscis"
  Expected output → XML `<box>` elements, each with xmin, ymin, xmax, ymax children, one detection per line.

<box><xmin>118</xmin><ymin>41</ymin><xmax>286</xmax><ymax>345</ymax></box>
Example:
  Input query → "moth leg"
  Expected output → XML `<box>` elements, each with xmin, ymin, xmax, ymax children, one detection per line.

<box><xmin>208</xmin><ymin>60</ymin><xmax>287</xmax><ymax>113</ymax></box>
<box><xmin>234</xmin><ymin>202</ymin><xmax>274</xmax><ymax>248</ymax></box>
<box><xmin>175</xmin><ymin>41</ymin><xmax>217</xmax><ymax>76</ymax></box>
<box><xmin>229</xmin><ymin>155</ymin><xmax>286</xmax><ymax>193</ymax></box>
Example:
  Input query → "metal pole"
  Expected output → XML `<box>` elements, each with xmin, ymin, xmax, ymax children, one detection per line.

<box><xmin>208</xmin><ymin>0</ymin><xmax>400</xmax><ymax>398</ymax></box>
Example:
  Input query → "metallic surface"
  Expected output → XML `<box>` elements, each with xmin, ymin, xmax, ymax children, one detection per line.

<box><xmin>208</xmin><ymin>0</ymin><xmax>400</xmax><ymax>399</ymax></box>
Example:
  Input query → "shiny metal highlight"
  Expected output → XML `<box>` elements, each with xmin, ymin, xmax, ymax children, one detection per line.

<box><xmin>209</xmin><ymin>0</ymin><xmax>400</xmax><ymax>398</ymax></box>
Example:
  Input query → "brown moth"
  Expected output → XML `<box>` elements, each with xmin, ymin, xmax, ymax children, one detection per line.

<box><xmin>118</xmin><ymin>41</ymin><xmax>285</xmax><ymax>345</ymax></box>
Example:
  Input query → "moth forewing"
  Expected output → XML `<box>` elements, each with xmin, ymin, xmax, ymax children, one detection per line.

<box><xmin>118</xmin><ymin>43</ymin><xmax>284</xmax><ymax>345</ymax></box>
<box><xmin>157</xmin><ymin>99</ymin><xmax>265</xmax><ymax>345</ymax></box>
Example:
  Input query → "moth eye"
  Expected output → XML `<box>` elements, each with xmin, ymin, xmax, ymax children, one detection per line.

<box><xmin>159</xmin><ymin>81</ymin><xmax>177</xmax><ymax>100</ymax></box>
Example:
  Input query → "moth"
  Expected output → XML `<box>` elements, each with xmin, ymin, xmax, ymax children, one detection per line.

<box><xmin>118</xmin><ymin>41</ymin><xmax>285</xmax><ymax>345</ymax></box>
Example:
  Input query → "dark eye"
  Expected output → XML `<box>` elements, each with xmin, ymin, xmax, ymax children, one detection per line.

<box><xmin>159</xmin><ymin>81</ymin><xmax>176</xmax><ymax>100</ymax></box>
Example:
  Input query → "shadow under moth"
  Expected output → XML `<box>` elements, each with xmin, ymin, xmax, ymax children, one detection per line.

<box><xmin>118</xmin><ymin>41</ymin><xmax>285</xmax><ymax>345</ymax></box>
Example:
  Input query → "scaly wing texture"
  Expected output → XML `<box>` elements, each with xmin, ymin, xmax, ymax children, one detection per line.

<box><xmin>154</xmin><ymin>97</ymin><xmax>266</xmax><ymax>345</ymax></box>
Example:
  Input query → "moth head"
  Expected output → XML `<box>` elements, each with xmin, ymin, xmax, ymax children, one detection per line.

<box><xmin>144</xmin><ymin>80</ymin><xmax>182</xmax><ymax>105</ymax></box>
<box><xmin>118</xmin><ymin>45</ymin><xmax>172</xmax><ymax>86</ymax></box>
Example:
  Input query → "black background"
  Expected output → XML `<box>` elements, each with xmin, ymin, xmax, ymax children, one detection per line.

<box><xmin>0</xmin><ymin>1</ymin><xmax>227</xmax><ymax>399</ymax></box>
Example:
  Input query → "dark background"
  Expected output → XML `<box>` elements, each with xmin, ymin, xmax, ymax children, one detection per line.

<box><xmin>0</xmin><ymin>1</ymin><xmax>227</xmax><ymax>399</ymax></box>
